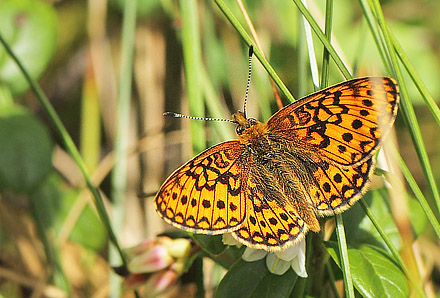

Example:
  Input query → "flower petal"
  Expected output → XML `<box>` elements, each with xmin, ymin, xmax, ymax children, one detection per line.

<box><xmin>266</xmin><ymin>254</ymin><xmax>291</xmax><ymax>275</ymax></box>
<box><xmin>275</xmin><ymin>242</ymin><xmax>301</xmax><ymax>261</ymax></box>
<box><xmin>291</xmin><ymin>240</ymin><xmax>307</xmax><ymax>278</ymax></box>
<box><xmin>242</xmin><ymin>247</ymin><xmax>267</xmax><ymax>262</ymax></box>
<box><xmin>123</xmin><ymin>273</ymin><xmax>149</xmax><ymax>290</ymax></box>
<box><xmin>144</xmin><ymin>270</ymin><xmax>178</xmax><ymax>297</ymax></box>
<box><xmin>128</xmin><ymin>246</ymin><xmax>173</xmax><ymax>273</ymax></box>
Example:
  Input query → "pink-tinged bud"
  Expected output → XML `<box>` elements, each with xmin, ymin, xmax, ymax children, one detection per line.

<box><xmin>144</xmin><ymin>270</ymin><xmax>179</xmax><ymax>297</ymax></box>
<box><xmin>167</xmin><ymin>238</ymin><xmax>191</xmax><ymax>259</ymax></box>
<box><xmin>124</xmin><ymin>237</ymin><xmax>173</xmax><ymax>259</ymax></box>
<box><xmin>123</xmin><ymin>273</ymin><xmax>148</xmax><ymax>290</ymax></box>
<box><xmin>128</xmin><ymin>245</ymin><xmax>173</xmax><ymax>274</ymax></box>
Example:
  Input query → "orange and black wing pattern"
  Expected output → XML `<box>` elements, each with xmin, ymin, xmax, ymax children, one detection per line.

<box><xmin>307</xmin><ymin>158</ymin><xmax>375</xmax><ymax>216</ymax></box>
<box><xmin>266</xmin><ymin>77</ymin><xmax>399</xmax><ymax>166</ymax></box>
<box><xmin>233</xmin><ymin>172</ymin><xmax>307</xmax><ymax>251</ymax></box>
<box><xmin>154</xmin><ymin>141</ymin><xmax>248</xmax><ymax>234</ymax></box>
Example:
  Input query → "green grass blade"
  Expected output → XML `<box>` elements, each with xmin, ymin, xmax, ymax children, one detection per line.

<box><xmin>300</xmin><ymin>0</ymin><xmax>319</xmax><ymax>90</ymax></box>
<box><xmin>291</xmin><ymin>0</ymin><xmax>352</xmax><ymax>79</ymax></box>
<box><xmin>180</xmin><ymin>0</ymin><xmax>205</xmax><ymax>154</ymax></box>
<box><xmin>335</xmin><ymin>214</ymin><xmax>355</xmax><ymax>298</ymax></box>
<box><xmin>391</xmin><ymin>147</ymin><xmax>440</xmax><ymax>239</ymax></box>
<box><xmin>320</xmin><ymin>0</ymin><xmax>334</xmax><ymax>87</ymax></box>
<box><xmin>109</xmin><ymin>0</ymin><xmax>137</xmax><ymax>296</ymax></box>
<box><xmin>214</xmin><ymin>0</ymin><xmax>296</xmax><ymax>103</ymax></box>
<box><xmin>326</xmin><ymin>262</ymin><xmax>341</xmax><ymax>298</ymax></box>
<box><xmin>389</xmin><ymin>32</ymin><xmax>440</xmax><ymax>126</ymax></box>
<box><xmin>358</xmin><ymin>0</ymin><xmax>392</xmax><ymax>74</ymax></box>
<box><xmin>369</xmin><ymin>0</ymin><xmax>440</xmax><ymax>214</ymax></box>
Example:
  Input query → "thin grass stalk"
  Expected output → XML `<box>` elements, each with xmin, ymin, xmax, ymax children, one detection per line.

<box><xmin>391</xmin><ymin>146</ymin><xmax>440</xmax><ymax>239</ymax></box>
<box><xmin>297</xmin><ymin>12</ymin><xmax>307</xmax><ymax>98</ymax></box>
<box><xmin>236</xmin><ymin>0</ymin><xmax>283</xmax><ymax>113</ymax></box>
<box><xmin>291</xmin><ymin>0</ymin><xmax>352</xmax><ymax>79</ymax></box>
<box><xmin>319</xmin><ymin>2</ymin><xmax>339</xmax><ymax>296</ymax></box>
<box><xmin>300</xmin><ymin>0</ymin><xmax>319</xmax><ymax>90</ymax></box>
<box><xmin>109</xmin><ymin>0</ymin><xmax>137</xmax><ymax>296</ymax></box>
<box><xmin>80</xmin><ymin>57</ymin><xmax>101</xmax><ymax>171</ymax></box>
<box><xmin>389</xmin><ymin>32</ymin><xmax>440</xmax><ymax>126</ymax></box>
<box><xmin>326</xmin><ymin>262</ymin><xmax>341</xmax><ymax>298</ymax></box>
<box><xmin>31</xmin><ymin>200</ymin><xmax>71</xmax><ymax>293</ymax></box>
<box><xmin>320</xmin><ymin>0</ymin><xmax>334</xmax><ymax>87</ymax></box>
<box><xmin>180</xmin><ymin>0</ymin><xmax>205</xmax><ymax>154</ymax></box>
<box><xmin>0</xmin><ymin>34</ymin><xmax>127</xmax><ymax>267</ymax></box>
<box><xmin>335</xmin><ymin>214</ymin><xmax>355</xmax><ymax>298</ymax></box>
<box><xmin>369</xmin><ymin>0</ymin><xmax>440</xmax><ymax>215</ymax></box>
<box><xmin>214</xmin><ymin>0</ymin><xmax>296</xmax><ymax>103</ymax></box>
<box><xmin>358</xmin><ymin>0</ymin><xmax>392</xmax><ymax>74</ymax></box>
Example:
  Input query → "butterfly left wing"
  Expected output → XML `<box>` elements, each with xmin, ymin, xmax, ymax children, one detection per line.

<box><xmin>266</xmin><ymin>77</ymin><xmax>399</xmax><ymax>166</ymax></box>
<box><xmin>155</xmin><ymin>141</ymin><xmax>248</xmax><ymax>234</ymax></box>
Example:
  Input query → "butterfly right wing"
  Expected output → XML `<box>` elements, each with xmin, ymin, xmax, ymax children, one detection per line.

<box><xmin>266</xmin><ymin>77</ymin><xmax>399</xmax><ymax>167</ymax></box>
<box><xmin>155</xmin><ymin>140</ymin><xmax>248</xmax><ymax>234</ymax></box>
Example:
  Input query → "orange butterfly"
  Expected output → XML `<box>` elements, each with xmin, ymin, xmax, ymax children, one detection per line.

<box><xmin>155</xmin><ymin>68</ymin><xmax>399</xmax><ymax>252</ymax></box>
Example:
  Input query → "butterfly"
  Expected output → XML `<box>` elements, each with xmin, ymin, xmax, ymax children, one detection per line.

<box><xmin>154</xmin><ymin>76</ymin><xmax>399</xmax><ymax>252</ymax></box>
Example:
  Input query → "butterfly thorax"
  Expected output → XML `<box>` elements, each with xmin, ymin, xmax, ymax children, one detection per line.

<box><xmin>233</xmin><ymin>111</ymin><xmax>269</xmax><ymax>148</ymax></box>
<box><xmin>233</xmin><ymin>111</ymin><xmax>321</xmax><ymax>232</ymax></box>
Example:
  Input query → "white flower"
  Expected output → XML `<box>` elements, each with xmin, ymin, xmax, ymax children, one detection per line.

<box><xmin>222</xmin><ymin>234</ymin><xmax>307</xmax><ymax>277</ymax></box>
<box><xmin>222</xmin><ymin>233</ymin><xmax>242</xmax><ymax>248</ymax></box>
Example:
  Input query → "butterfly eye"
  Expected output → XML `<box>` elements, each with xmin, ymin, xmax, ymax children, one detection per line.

<box><xmin>249</xmin><ymin>118</ymin><xmax>257</xmax><ymax>125</ymax></box>
<box><xmin>236</xmin><ymin>126</ymin><xmax>245</xmax><ymax>135</ymax></box>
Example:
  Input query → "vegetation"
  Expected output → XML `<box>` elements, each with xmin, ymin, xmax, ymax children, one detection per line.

<box><xmin>0</xmin><ymin>0</ymin><xmax>439</xmax><ymax>297</ymax></box>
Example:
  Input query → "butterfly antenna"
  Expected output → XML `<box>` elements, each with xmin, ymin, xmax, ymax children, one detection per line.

<box><xmin>163</xmin><ymin>112</ymin><xmax>237</xmax><ymax>124</ymax></box>
<box><xmin>243</xmin><ymin>45</ymin><xmax>254</xmax><ymax>119</ymax></box>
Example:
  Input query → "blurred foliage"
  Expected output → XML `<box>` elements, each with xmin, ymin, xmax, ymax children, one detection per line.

<box><xmin>0</xmin><ymin>0</ymin><xmax>439</xmax><ymax>297</ymax></box>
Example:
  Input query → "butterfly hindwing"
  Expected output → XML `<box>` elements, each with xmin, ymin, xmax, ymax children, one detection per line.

<box><xmin>308</xmin><ymin>158</ymin><xmax>375</xmax><ymax>216</ymax></box>
<box><xmin>267</xmin><ymin>77</ymin><xmax>399</xmax><ymax>166</ymax></box>
<box><xmin>233</xmin><ymin>172</ymin><xmax>307</xmax><ymax>251</ymax></box>
<box><xmin>154</xmin><ymin>141</ymin><xmax>248</xmax><ymax>234</ymax></box>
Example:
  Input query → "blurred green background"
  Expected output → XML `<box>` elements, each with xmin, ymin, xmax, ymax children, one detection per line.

<box><xmin>0</xmin><ymin>0</ymin><xmax>439</xmax><ymax>297</ymax></box>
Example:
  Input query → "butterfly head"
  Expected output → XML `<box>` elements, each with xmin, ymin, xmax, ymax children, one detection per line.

<box><xmin>233</xmin><ymin>111</ymin><xmax>267</xmax><ymax>145</ymax></box>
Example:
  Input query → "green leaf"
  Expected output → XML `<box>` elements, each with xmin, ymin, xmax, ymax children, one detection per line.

<box><xmin>57</xmin><ymin>186</ymin><xmax>106</xmax><ymax>251</ymax></box>
<box><xmin>343</xmin><ymin>189</ymin><xmax>401</xmax><ymax>251</ymax></box>
<box><xmin>30</xmin><ymin>174</ymin><xmax>106</xmax><ymax>251</ymax></box>
<box><xmin>216</xmin><ymin>258</ymin><xmax>297</xmax><ymax>298</ymax></box>
<box><xmin>408</xmin><ymin>197</ymin><xmax>427</xmax><ymax>238</ymax></box>
<box><xmin>192</xmin><ymin>234</ymin><xmax>226</xmax><ymax>255</ymax></box>
<box><xmin>0</xmin><ymin>104</ymin><xmax>53</xmax><ymax>193</ymax></box>
<box><xmin>0</xmin><ymin>0</ymin><xmax>57</xmax><ymax>95</ymax></box>
<box><xmin>326</xmin><ymin>242</ymin><xmax>409</xmax><ymax>298</ymax></box>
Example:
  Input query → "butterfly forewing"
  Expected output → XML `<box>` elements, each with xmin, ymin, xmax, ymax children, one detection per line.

<box><xmin>154</xmin><ymin>141</ymin><xmax>248</xmax><ymax>233</ymax></box>
<box><xmin>267</xmin><ymin>77</ymin><xmax>399</xmax><ymax>166</ymax></box>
